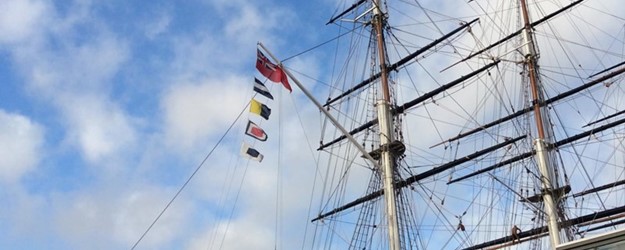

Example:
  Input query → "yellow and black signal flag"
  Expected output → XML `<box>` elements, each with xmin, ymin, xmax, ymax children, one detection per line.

<box><xmin>250</xmin><ymin>99</ymin><xmax>271</xmax><ymax>120</ymax></box>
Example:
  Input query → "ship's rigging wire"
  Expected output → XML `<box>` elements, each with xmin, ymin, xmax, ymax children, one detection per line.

<box><xmin>128</xmin><ymin>1</ymin><xmax>624</xmax><ymax>249</ymax></box>
<box><xmin>276</xmin><ymin>1</ymin><xmax>624</xmax><ymax>249</ymax></box>
<box><xmin>470</xmin><ymin>0</ymin><xmax>517</xmax><ymax>48</ymax></box>
<box><xmin>534</xmin><ymin>4</ymin><xmax>625</xmax><ymax>235</ymax></box>
<box><xmin>383</xmin><ymin>6</ymin><xmax>520</xmax><ymax>153</ymax></box>
<box><xmin>305</xmin><ymin>10</ymin><xmax>400</xmax><ymax>246</ymax></box>
<box><xmin>203</xmin><ymin>153</ymin><xmax>244</xmax><ymax>250</ymax></box>
<box><xmin>534</xmin><ymin>2</ymin><xmax>625</xmax><ymax>219</ymax></box>
<box><xmin>281</xmin><ymin>25</ymin><xmax>363</xmax><ymax>63</ymax></box>
<box><xmin>285</xmin><ymin>93</ymin><xmax>329</xmax><ymax>249</ymax></box>
<box><xmin>214</xmin><ymin>156</ymin><xmax>253</xmax><ymax>250</ymax></box>
<box><xmin>274</xmin><ymin>91</ymin><xmax>283</xmax><ymax>249</ymax></box>
<box><xmin>320</xmin><ymin>19</ymin><xmax>350</xmax><ymax>151</ymax></box>
<box><xmin>130</xmin><ymin>99</ymin><xmax>249</xmax><ymax>250</ymax></box>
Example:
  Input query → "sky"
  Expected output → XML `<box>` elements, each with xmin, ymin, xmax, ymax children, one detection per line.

<box><xmin>2</xmin><ymin>0</ymin><xmax>625</xmax><ymax>249</ymax></box>
<box><xmin>0</xmin><ymin>0</ymin><xmax>337</xmax><ymax>249</ymax></box>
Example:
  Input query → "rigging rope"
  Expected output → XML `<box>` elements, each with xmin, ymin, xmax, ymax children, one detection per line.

<box><xmin>130</xmin><ymin>100</ymin><xmax>250</xmax><ymax>250</ymax></box>
<box><xmin>282</xmin><ymin>26</ymin><xmax>362</xmax><ymax>62</ymax></box>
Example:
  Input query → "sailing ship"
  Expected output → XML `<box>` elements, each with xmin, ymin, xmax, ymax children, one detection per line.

<box><xmin>255</xmin><ymin>0</ymin><xmax>625</xmax><ymax>249</ymax></box>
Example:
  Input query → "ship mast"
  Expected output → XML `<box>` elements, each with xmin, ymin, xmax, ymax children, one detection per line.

<box><xmin>519</xmin><ymin>0</ymin><xmax>563</xmax><ymax>248</ymax></box>
<box><xmin>372</xmin><ymin>0</ymin><xmax>401</xmax><ymax>249</ymax></box>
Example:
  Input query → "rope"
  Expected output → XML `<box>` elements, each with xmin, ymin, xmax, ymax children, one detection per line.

<box><xmin>282</xmin><ymin>26</ymin><xmax>362</xmax><ymax>62</ymax></box>
<box><xmin>130</xmin><ymin>100</ymin><xmax>250</xmax><ymax>250</ymax></box>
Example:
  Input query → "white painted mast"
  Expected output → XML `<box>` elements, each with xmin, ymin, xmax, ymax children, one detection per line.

<box><xmin>519</xmin><ymin>0</ymin><xmax>563</xmax><ymax>248</ymax></box>
<box><xmin>371</xmin><ymin>0</ymin><xmax>402</xmax><ymax>249</ymax></box>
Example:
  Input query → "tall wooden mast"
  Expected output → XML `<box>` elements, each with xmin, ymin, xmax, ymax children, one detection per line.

<box><xmin>372</xmin><ymin>0</ymin><xmax>401</xmax><ymax>249</ymax></box>
<box><xmin>519</xmin><ymin>0</ymin><xmax>563</xmax><ymax>248</ymax></box>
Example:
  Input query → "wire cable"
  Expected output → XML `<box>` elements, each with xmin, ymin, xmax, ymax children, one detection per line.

<box><xmin>130</xmin><ymin>100</ymin><xmax>250</xmax><ymax>250</ymax></box>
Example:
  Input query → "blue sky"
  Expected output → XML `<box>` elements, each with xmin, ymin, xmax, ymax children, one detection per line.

<box><xmin>0</xmin><ymin>0</ymin><xmax>337</xmax><ymax>249</ymax></box>
<box><xmin>3</xmin><ymin>0</ymin><xmax>625</xmax><ymax>249</ymax></box>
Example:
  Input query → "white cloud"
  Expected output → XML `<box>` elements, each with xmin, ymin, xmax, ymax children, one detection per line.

<box><xmin>0</xmin><ymin>110</ymin><xmax>44</xmax><ymax>183</ymax></box>
<box><xmin>60</xmin><ymin>95</ymin><xmax>137</xmax><ymax>163</ymax></box>
<box><xmin>167</xmin><ymin>33</ymin><xmax>220</xmax><ymax>80</ymax></box>
<box><xmin>223</xmin><ymin>4</ymin><xmax>282</xmax><ymax>45</ymax></box>
<box><xmin>20</xmin><ymin>32</ymin><xmax>130</xmax><ymax>94</ymax></box>
<box><xmin>0</xmin><ymin>187</ymin><xmax>52</xmax><ymax>248</ymax></box>
<box><xmin>4</xmin><ymin>0</ymin><xmax>135</xmax><ymax>165</ymax></box>
<box><xmin>185</xmin><ymin>216</ymin><xmax>274</xmax><ymax>250</ymax></box>
<box><xmin>54</xmin><ymin>185</ymin><xmax>193</xmax><ymax>249</ymax></box>
<box><xmin>145</xmin><ymin>12</ymin><xmax>171</xmax><ymax>39</ymax></box>
<box><xmin>161</xmin><ymin>76</ymin><xmax>250</xmax><ymax>150</ymax></box>
<box><xmin>19</xmin><ymin>42</ymin><xmax>136</xmax><ymax>164</ymax></box>
<box><xmin>0</xmin><ymin>0</ymin><xmax>308</xmax><ymax>249</ymax></box>
<box><xmin>191</xmin><ymin>0</ymin><xmax>295</xmax><ymax>65</ymax></box>
<box><xmin>177</xmin><ymin>92</ymin><xmax>359</xmax><ymax>249</ymax></box>
<box><xmin>0</xmin><ymin>0</ymin><xmax>49</xmax><ymax>45</ymax></box>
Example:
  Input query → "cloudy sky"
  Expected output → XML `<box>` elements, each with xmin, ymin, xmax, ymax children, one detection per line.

<box><xmin>2</xmin><ymin>0</ymin><xmax>625</xmax><ymax>249</ymax></box>
<box><xmin>0</xmin><ymin>0</ymin><xmax>339</xmax><ymax>249</ymax></box>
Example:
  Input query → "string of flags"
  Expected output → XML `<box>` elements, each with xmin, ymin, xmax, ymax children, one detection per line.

<box><xmin>241</xmin><ymin>49</ymin><xmax>292</xmax><ymax>162</ymax></box>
